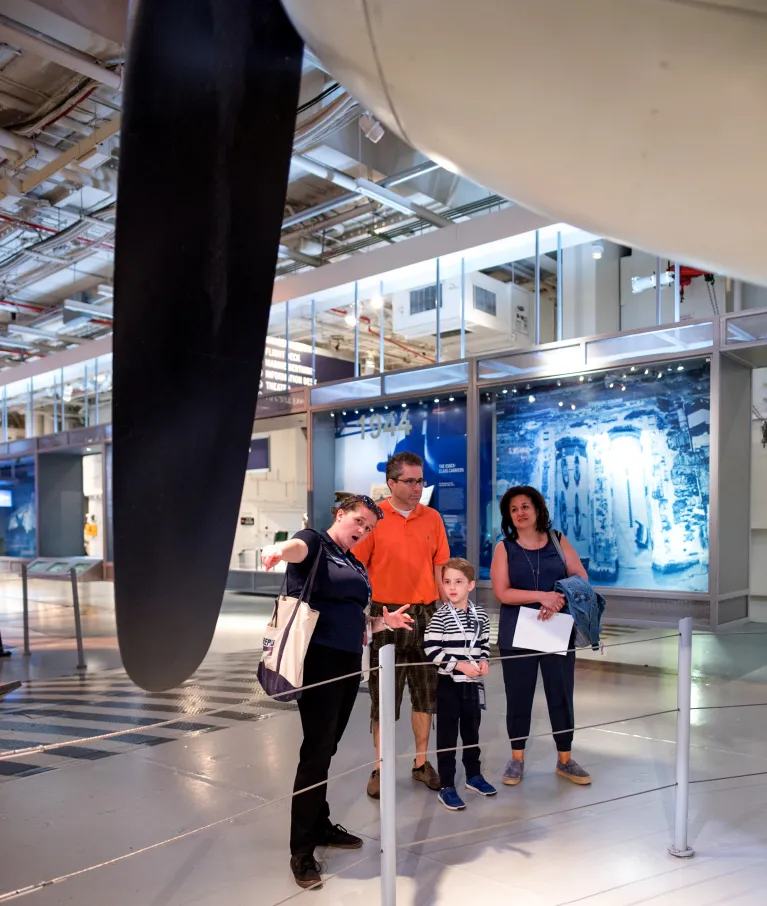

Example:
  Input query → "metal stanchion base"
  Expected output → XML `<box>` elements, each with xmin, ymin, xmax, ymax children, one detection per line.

<box><xmin>667</xmin><ymin>844</ymin><xmax>695</xmax><ymax>859</ymax></box>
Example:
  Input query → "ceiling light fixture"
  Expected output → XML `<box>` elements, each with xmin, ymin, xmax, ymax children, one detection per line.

<box><xmin>344</xmin><ymin>312</ymin><xmax>357</xmax><ymax>328</ymax></box>
<box><xmin>370</xmin><ymin>294</ymin><xmax>384</xmax><ymax>311</ymax></box>
<box><xmin>591</xmin><ymin>241</ymin><xmax>604</xmax><ymax>260</ymax></box>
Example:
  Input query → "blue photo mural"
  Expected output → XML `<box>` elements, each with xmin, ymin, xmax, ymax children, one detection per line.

<box><xmin>480</xmin><ymin>361</ymin><xmax>710</xmax><ymax>590</ymax></box>
<box><xmin>0</xmin><ymin>456</ymin><xmax>37</xmax><ymax>558</ymax></box>
<box><xmin>332</xmin><ymin>396</ymin><xmax>468</xmax><ymax>558</ymax></box>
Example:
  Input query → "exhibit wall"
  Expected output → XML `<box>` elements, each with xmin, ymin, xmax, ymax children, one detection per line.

<box><xmin>314</xmin><ymin>395</ymin><xmax>468</xmax><ymax>558</ymax></box>
<box><xmin>479</xmin><ymin>360</ymin><xmax>711</xmax><ymax>591</ymax></box>
<box><xmin>230</xmin><ymin>423</ymin><xmax>307</xmax><ymax>569</ymax></box>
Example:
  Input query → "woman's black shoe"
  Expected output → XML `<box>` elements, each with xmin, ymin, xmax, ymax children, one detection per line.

<box><xmin>317</xmin><ymin>823</ymin><xmax>363</xmax><ymax>849</ymax></box>
<box><xmin>290</xmin><ymin>855</ymin><xmax>323</xmax><ymax>890</ymax></box>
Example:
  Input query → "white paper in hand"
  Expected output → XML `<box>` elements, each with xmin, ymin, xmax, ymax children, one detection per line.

<box><xmin>512</xmin><ymin>607</ymin><xmax>574</xmax><ymax>655</ymax></box>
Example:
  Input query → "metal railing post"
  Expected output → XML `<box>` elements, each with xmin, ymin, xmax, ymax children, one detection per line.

<box><xmin>668</xmin><ymin>616</ymin><xmax>694</xmax><ymax>858</ymax></box>
<box><xmin>22</xmin><ymin>562</ymin><xmax>30</xmax><ymax>656</ymax></box>
<box><xmin>70</xmin><ymin>567</ymin><xmax>87</xmax><ymax>671</ymax></box>
<box><xmin>379</xmin><ymin>643</ymin><xmax>397</xmax><ymax>905</ymax></box>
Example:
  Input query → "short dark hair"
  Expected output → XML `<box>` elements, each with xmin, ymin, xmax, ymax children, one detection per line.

<box><xmin>442</xmin><ymin>557</ymin><xmax>475</xmax><ymax>583</ymax></box>
<box><xmin>386</xmin><ymin>451</ymin><xmax>423</xmax><ymax>484</ymax></box>
<box><xmin>499</xmin><ymin>486</ymin><xmax>551</xmax><ymax>540</ymax></box>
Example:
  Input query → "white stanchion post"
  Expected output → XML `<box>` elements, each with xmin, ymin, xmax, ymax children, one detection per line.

<box><xmin>379</xmin><ymin>643</ymin><xmax>397</xmax><ymax>905</ymax></box>
<box><xmin>668</xmin><ymin>616</ymin><xmax>695</xmax><ymax>858</ymax></box>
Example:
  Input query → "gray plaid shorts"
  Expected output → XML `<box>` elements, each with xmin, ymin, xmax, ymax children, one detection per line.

<box><xmin>368</xmin><ymin>602</ymin><xmax>438</xmax><ymax>723</ymax></box>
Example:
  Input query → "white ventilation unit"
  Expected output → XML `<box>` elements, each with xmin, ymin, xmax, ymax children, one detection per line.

<box><xmin>391</xmin><ymin>270</ymin><xmax>529</xmax><ymax>339</ymax></box>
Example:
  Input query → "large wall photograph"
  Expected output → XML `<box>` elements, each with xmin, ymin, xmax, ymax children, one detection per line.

<box><xmin>480</xmin><ymin>360</ymin><xmax>710</xmax><ymax>591</ymax></box>
<box><xmin>332</xmin><ymin>396</ymin><xmax>468</xmax><ymax>558</ymax></box>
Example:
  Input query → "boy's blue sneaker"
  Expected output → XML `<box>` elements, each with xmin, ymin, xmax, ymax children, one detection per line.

<box><xmin>466</xmin><ymin>774</ymin><xmax>498</xmax><ymax>796</ymax></box>
<box><xmin>438</xmin><ymin>786</ymin><xmax>466</xmax><ymax>811</ymax></box>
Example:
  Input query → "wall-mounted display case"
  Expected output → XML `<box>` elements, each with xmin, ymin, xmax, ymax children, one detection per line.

<box><xmin>308</xmin><ymin>317</ymin><xmax>750</xmax><ymax>629</ymax></box>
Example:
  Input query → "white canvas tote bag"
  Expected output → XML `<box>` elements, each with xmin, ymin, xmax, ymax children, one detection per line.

<box><xmin>257</xmin><ymin>548</ymin><xmax>322</xmax><ymax>701</ymax></box>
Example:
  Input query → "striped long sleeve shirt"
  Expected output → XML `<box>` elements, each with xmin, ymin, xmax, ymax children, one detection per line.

<box><xmin>424</xmin><ymin>601</ymin><xmax>491</xmax><ymax>682</ymax></box>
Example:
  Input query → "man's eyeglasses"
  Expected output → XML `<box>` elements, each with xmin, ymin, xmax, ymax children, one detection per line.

<box><xmin>394</xmin><ymin>478</ymin><xmax>427</xmax><ymax>488</ymax></box>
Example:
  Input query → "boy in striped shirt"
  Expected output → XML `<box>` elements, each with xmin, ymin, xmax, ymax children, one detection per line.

<box><xmin>424</xmin><ymin>558</ymin><xmax>497</xmax><ymax>810</ymax></box>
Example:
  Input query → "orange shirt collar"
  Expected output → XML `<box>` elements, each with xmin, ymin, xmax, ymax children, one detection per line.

<box><xmin>381</xmin><ymin>498</ymin><xmax>424</xmax><ymax>519</ymax></box>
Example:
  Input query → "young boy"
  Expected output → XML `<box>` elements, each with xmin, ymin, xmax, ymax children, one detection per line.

<box><xmin>424</xmin><ymin>557</ymin><xmax>497</xmax><ymax>810</ymax></box>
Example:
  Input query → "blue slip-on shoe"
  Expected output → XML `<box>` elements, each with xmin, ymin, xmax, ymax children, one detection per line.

<box><xmin>438</xmin><ymin>786</ymin><xmax>466</xmax><ymax>811</ymax></box>
<box><xmin>466</xmin><ymin>774</ymin><xmax>498</xmax><ymax>796</ymax></box>
<box><xmin>502</xmin><ymin>758</ymin><xmax>524</xmax><ymax>785</ymax></box>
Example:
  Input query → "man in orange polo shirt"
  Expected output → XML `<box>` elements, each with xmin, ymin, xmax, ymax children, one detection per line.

<box><xmin>353</xmin><ymin>451</ymin><xmax>450</xmax><ymax>798</ymax></box>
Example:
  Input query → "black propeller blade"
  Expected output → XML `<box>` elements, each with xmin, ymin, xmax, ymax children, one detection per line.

<box><xmin>113</xmin><ymin>0</ymin><xmax>303</xmax><ymax>690</ymax></box>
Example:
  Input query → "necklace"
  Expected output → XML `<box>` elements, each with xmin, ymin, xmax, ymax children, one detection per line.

<box><xmin>517</xmin><ymin>541</ymin><xmax>541</xmax><ymax>591</ymax></box>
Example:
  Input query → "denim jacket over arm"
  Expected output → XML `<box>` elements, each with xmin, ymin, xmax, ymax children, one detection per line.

<box><xmin>553</xmin><ymin>575</ymin><xmax>606</xmax><ymax>650</ymax></box>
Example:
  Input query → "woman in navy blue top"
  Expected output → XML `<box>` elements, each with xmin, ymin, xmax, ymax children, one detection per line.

<box><xmin>262</xmin><ymin>494</ymin><xmax>413</xmax><ymax>891</ymax></box>
<box><xmin>490</xmin><ymin>486</ymin><xmax>592</xmax><ymax>788</ymax></box>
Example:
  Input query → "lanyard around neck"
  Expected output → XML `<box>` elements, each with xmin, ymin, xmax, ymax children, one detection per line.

<box><xmin>449</xmin><ymin>602</ymin><xmax>481</xmax><ymax>652</ymax></box>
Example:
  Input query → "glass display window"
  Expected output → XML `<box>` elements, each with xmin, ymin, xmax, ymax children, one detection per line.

<box><xmin>0</xmin><ymin>456</ymin><xmax>36</xmax><ymax>558</ymax></box>
<box><xmin>479</xmin><ymin>357</ymin><xmax>711</xmax><ymax>591</ymax></box>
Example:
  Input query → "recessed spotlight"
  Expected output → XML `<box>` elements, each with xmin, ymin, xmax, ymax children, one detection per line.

<box><xmin>528</xmin><ymin>395</ymin><xmax>536</xmax><ymax>403</ymax></box>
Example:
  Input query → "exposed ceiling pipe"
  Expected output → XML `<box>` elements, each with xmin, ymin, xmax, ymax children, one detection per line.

<box><xmin>0</xmin><ymin>18</ymin><xmax>122</xmax><ymax>90</ymax></box>
<box><xmin>0</xmin><ymin>92</ymin><xmax>88</xmax><ymax>136</ymax></box>
<box><xmin>291</xmin><ymin>154</ymin><xmax>451</xmax><ymax>228</ymax></box>
<box><xmin>0</xmin><ymin>115</ymin><xmax>121</xmax><ymax>200</ymax></box>
<box><xmin>284</xmin><ymin>200</ymin><xmax>378</xmax><ymax>240</ymax></box>
<box><xmin>281</xmin><ymin>160</ymin><xmax>441</xmax><ymax>229</ymax></box>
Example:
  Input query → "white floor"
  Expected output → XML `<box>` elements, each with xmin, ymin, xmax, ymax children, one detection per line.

<box><xmin>2</xmin><ymin>577</ymin><xmax>767</xmax><ymax>904</ymax></box>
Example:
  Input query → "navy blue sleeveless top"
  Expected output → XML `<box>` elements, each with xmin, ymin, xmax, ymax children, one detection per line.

<box><xmin>498</xmin><ymin>535</ymin><xmax>567</xmax><ymax>649</ymax></box>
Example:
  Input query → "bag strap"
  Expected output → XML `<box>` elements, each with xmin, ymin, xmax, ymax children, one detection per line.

<box><xmin>298</xmin><ymin>544</ymin><xmax>323</xmax><ymax>603</ymax></box>
<box><xmin>549</xmin><ymin>530</ymin><xmax>567</xmax><ymax>573</ymax></box>
<box><xmin>274</xmin><ymin>535</ymin><xmax>323</xmax><ymax>613</ymax></box>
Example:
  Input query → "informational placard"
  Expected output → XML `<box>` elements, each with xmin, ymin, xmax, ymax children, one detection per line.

<box><xmin>333</xmin><ymin>398</ymin><xmax>468</xmax><ymax>558</ymax></box>
<box><xmin>259</xmin><ymin>337</ymin><xmax>353</xmax><ymax>394</ymax></box>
